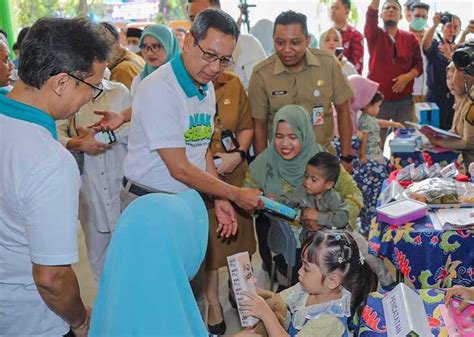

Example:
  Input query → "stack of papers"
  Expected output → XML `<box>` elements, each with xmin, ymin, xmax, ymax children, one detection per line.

<box><xmin>429</xmin><ymin>208</ymin><xmax>474</xmax><ymax>230</ymax></box>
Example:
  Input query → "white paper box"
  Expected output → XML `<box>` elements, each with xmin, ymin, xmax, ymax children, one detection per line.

<box><xmin>227</xmin><ymin>252</ymin><xmax>259</xmax><ymax>327</ymax></box>
<box><xmin>382</xmin><ymin>283</ymin><xmax>432</xmax><ymax>337</ymax></box>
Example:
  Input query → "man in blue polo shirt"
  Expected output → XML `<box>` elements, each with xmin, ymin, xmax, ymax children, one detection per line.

<box><xmin>0</xmin><ymin>18</ymin><xmax>111</xmax><ymax>336</ymax></box>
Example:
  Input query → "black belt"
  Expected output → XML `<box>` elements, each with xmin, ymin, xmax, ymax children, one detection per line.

<box><xmin>122</xmin><ymin>177</ymin><xmax>153</xmax><ymax>196</ymax></box>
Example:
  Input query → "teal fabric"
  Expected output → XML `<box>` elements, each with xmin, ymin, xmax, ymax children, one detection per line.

<box><xmin>171</xmin><ymin>52</ymin><xmax>208</xmax><ymax>101</ymax></box>
<box><xmin>89</xmin><ymin>190</ymin><xmax>209</xmax><ymax>337</ymax></box>
<box><xmin>139</xmin><ymin>24</ymin><xmax>180</xmax><ymax>80</ymax></box>
<box><xmin>0</xmin><ymin>93</ymin><xmax>57</xmax><ymax>139</ymax></box>
<box><xmin>0</xmin><ymin>87</ymin><xmax>9</xmax><ymax>95</ymax></box>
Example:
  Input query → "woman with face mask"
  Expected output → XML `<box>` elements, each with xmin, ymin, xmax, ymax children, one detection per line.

<box><xmin>422</xmin><ymin>12</ymin><xmax>462</xmax><ymax>130</ymax></box>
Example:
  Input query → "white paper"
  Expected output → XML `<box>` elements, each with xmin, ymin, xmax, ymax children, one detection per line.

<box><xmin>435</xmin><ymin>208</ymin><xmax>474</xmax><ymax>227</ymax></box>
<box><xmin>428</xmin><ymin>211</ymin><xmax>444</xmax><ymax>231</ymax></box>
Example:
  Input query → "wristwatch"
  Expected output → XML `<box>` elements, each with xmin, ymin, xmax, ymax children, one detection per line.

<box><xmin>340</xmin><ymin>154</ymin><xmax>355</xmax><ymax>163</ymax></box>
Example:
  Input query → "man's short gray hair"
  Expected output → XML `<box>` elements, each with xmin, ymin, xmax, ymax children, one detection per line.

<box><xmin>190</xmin><ymin>8</ymin><xmax>240</xmax><ymax>43</ymax></box>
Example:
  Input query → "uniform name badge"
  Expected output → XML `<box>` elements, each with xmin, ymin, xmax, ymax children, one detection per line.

<box><xmin>312</xmin><ymin>105</ymin><xmax>324</xmax><ymax>126</ymax></box>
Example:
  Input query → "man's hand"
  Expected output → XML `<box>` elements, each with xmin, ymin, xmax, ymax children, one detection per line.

<box><xmin>234</xmin><ymin>188</ymin><xmax>264</xmax><ymax>210</ymax></box>
<box><xmin>73</xmin><ymin>127</ymin><xmax>111</xmax><ymax>155</ymax></box>
<box><xmin>89</xmin><ymin>110</ymin><xmax>125</xmax><ymax>131</ymax></box>
<box><xmin>214</xmin><ymin>199</ymin><xmax>238</xmax><ymax>238</ymax></box>
<box><xmin>392</xmin><ymin>73</ymin><xmax>412</xmax><ymax>93</ymax></box>
<box><xmin>71</xmin><ymin>306</ymin><xmax>91</xmax><ymax>337</ymax></box>
<box><xmin>215</xmin><ymin>152</ymin><xmax>242</xmax><ymax>175</ymax></box>
<box><xmin>302</xmin><ymin>208</ymin><xmax>319</xmax><ymax>221</ymax></box>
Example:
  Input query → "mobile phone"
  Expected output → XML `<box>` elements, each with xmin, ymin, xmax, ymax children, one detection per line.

<box><xmin>335</xmin><ymin>47</ymin><xmax>344</xmax><ymax>58</ymax></box>
<box><xmin>94</xmin><ymin>130</ymin><xmax>116</xmax><ymax>144</ymax></box>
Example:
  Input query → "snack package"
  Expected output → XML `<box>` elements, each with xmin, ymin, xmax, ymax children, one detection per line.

<box><xmin>411</xmin><ymin>163</ymin><xmax>429</xmax><ymax>182</ymax></box>
<box><xmin>397</xmin><ymin>163</ymin><xmax>414</xmax><ymax>182</ymax></box>
<box><xmin>227</xmin><ymin>252</ymin><xmax>259</xmax><ymax>327</ymax></box>
<box><xmin>404</xmin><ymin>178</ymin><xmax>458</xmax><ymax>204</ymax></box>
<box><xmin>427</xmin><ymin>163</ymin><xmax>443</xmax><ymax>178</ymax></box>
<box><xmin>456</xmin><ymin>182</ymin><xmax>474</xmax><ymax>204</ymax></box>
<box><xmin>441</xmin><ymin>163</ymin><xmax>459</xmax><ymax>179</ymax></box>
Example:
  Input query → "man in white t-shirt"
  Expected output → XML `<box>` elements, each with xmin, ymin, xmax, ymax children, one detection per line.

<box><xmin>0</xmin><ymin>18</ymin><xmax>111</xmax><ymax>336</ymax></box>
<box><xmin>122</xmin><ymin>9</ymin><xmax>262</xmax><ymax>228</ymax></box>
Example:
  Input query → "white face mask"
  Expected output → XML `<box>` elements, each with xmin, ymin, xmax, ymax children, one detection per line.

<box><xmin>127</xmin><ymin>44</ymin><xmax>140</xmax><ymax>54</ymax></box>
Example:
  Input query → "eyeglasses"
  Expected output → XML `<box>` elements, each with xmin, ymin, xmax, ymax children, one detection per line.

<box><xmin>67</xmin><ymin>73</ymin><xmax>104</xmax><ymax>99</ymax></box>
<box><xmin>140</xmin><ymin>43</ymin><xmax>163</xmax><ymax>53</ymax></box>
<box><xmin>191</xmin><ymin>33</ymin><xmax>234</xmax><ymax>67</ymax></box>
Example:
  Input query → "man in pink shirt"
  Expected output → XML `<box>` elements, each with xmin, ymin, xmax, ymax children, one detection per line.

<box><xmin>365</xmin><ymin>0</ymin><xmax>423</xmax><ymax>141</ymax></box>
<box><xmin>330</xmin><ymin>0</ymin><xmax>364</xmax><ymax>74</ymax></box>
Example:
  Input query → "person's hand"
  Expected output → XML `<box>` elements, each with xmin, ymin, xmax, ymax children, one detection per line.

<box><xmin>89</xmin><ymin>110</ymin><xmax>125</xmax><ymax>131</ymax></box>
<box><xmin>233</xmin><ymin>328</ymin><xmax>263</xmax><ymax>337</ymax></box>
<box><xmin>240</xmin><ymin>291</ymin><xmax>273</xmax><ymax>321</ymax></box>
<box><xmin>214</xmin><ymin>199</ymin><xmax>238</xmax><ymax>238</ymax></box>
<box><xmin>234</xmin><ymin>188</ymin><xmax>264</xmax><ymax>210</ymax></box>
<box><xmin>445</xmin><ymin>285</ymin><xmax>474</xmax><ymax>314</ymax></box>
<box><xmin>438</xmin><ymin>43</ymin><xmax>454</xmax><ymax>61</ymax></box>
<box><xmin>391</xmin><ymin>121</ymin><xmax>405</xmax><ymax>129</ymax></box>
<box><xmin>215</xmin><ymin>151</ymin><xmax>242</xmax><ymax>175</ymax></box>
<box><xmin>359</xmin><ymin>155</ymin><xmax>368</xmax><ymax>164</ymax></box>
<box><xmin>433</xmin><ymin>12</ymin><xmax>442</xmax><ymax>27</ymax></box>
<box><xmin>71</xmin><ymin>306</ymin><xmax>91</xmax><ymax>337</ymax></box>
<box><xmin>423</xmin><ymin>132</ymin><xmax>443</xmax><ymax>147</ymax></box>
<box><xmin>392</xmin><ymin>73</ymin><xmax>411</xmax><ymax>93</ymax></box>
<box><xmin>355</xmin><ymin>130</ymin><xmax>364</xmax><ymax>139</ymax></box>
<box><xmin>302</xmin><ymin>208</ymin><xmax>319</xmax><ymax>221</ymax></box>
<box><xmin>341</xmin><ymin>160</ymin><xmax>353</xmax><ymax>174</ymax></box>
<box><xmin>75</xmin><ymin>127</ymin><xmax>111</xmax><ymax>155</ymax></box>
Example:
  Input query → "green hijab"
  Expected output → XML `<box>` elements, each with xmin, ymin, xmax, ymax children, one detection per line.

<box><xmin>139</xmin><ymin>24</ymin><xmax>180</xmax><ymax>79</ymax></box>
<box><xmin>249</xmin><ymin>105</ymin><xmax>325</xmax><ymax>197</ymax></box>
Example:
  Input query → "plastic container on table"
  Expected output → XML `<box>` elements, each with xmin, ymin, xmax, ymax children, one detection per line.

<box><xmin>376</xmin><ymin>198</ymin><xmax>427</xmax><ymax>225</ymax></box>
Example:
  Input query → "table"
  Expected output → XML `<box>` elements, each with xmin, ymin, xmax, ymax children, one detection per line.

<box><xmin>358</xmin><ymin>289</ymin><xmax>448</xmax><ymax>336</ymax></box>
<box><xmin>368</xmin><ymin>214</ymin><xmax>474</xmax><ymax>289</ymax></box>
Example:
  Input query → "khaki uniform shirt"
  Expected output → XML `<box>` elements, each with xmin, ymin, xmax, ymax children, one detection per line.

<box><xmin>110</xmin><ymin>50</ymin><xmax>145</xmax><ymax>90</ymax></box>
<box><xmin>248</xmin><ymin>48</ymin><xmax>353</xmax><ymax>148</ymax></box>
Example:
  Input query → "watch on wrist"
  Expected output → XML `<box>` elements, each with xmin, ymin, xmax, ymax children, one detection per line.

<box><xmin>340</xmin><ymin>154</ymin><xmax>355</xmax><ymax>163</ymax></box>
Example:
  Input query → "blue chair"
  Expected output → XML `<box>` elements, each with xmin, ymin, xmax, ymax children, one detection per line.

<box><xmin>265</xmin><ymin>213</ymin><xmax>298</xmax><ymax>290</ymax></box>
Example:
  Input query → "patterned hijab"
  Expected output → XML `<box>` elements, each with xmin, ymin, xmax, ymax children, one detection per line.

<box><xmin>249</xmin><ymin>105</ymin><xmax>325</xmax><ymax>196</ymax></box>
<box><xmin>139</xmin><ymin>24</ymin><xmax>180</xmax><ymax>79</ymax></box>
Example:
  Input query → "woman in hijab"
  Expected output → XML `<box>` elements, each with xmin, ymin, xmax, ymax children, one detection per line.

<box><xmin>91</xmin><ymin>24</ymin><xmax>180</xmax><ymax>130</ymax></box>
<box><xmin>320</xmin><ymin>28</ymin><xmax>357</xmax><ymax>78</ymax></box>
<box><xmin>130</xmin><ymin>24</ymin><xmax>180</xmax><ymax>96</ymax></box>
<box><xmin>89</xmin><ymin>190</ymin><xmax>209</xmax><ymax>337</ymax></box>
<box><xmin>244</xmin><ymin>104</ymin><xmax>394</xmax><ymax>288</ymax></box>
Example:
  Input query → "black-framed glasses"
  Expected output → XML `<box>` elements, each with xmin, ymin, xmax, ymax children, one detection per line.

<box><xmin>191</xmin><ymin>33</ymin><xmax>234</xmax><ymax>67</ymax></box>
<box><xmin>140</xmin><ymin>43</ymin><xmax>163</xmax><ymax>54</ymax></box>
<box><xmin>67</xmin><ymin>73</ymin><xmax>104</xmax><ymax>99</ymax></box>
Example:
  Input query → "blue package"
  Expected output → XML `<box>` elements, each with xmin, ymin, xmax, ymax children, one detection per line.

<box><xmin>259</xmin><ymin>196</ymin><xmax>298</xmax><ymax>220</ymax></box>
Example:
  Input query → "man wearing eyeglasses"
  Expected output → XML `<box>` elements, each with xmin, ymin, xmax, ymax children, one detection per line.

<box><xmin>0</xmin><ymin>18</ymin><xmax>111</xmax><ymax>337</ymax></box>
<box><xmin>365</xmin><ymin>0</ymin><xmax>423</xmax><ymax>142</ymax></box>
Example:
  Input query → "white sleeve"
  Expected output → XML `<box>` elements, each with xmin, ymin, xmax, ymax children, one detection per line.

<box><xmin>133</xmin><ymin>79</ymin><xmax>185</xmax><ymax>151</ymax></box>
<box><xmin>20</xmin><ymin>159</ymin><xmax>80</xmax><ymax>265</ymax></box>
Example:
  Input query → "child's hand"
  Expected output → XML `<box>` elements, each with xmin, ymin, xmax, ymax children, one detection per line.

<box><xmin>392</xmin><ymin>122</ymin><xmax>405</xmax><ymax>129</ymax></box>
<box><xmin>240</xmin><ymin>291</ymin><xmax>273</xmax><ymax>321</ymax></box>
<box><xmin>359</xmin><ymin>155</ymin><xmax>368</xmax><ymax>164</ymax></box>
<box><xmin>302</xmin><ymin>208</ymin><xmax>319</xmax><ymax>221</ymax></box>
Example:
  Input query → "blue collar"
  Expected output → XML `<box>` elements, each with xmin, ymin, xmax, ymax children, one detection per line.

<box><xmin>0</xmin><ymin>94</ymin><xmax>58</xmax><ymax>140</ymax></box>
<box><xmin>171</xmin><ymin>52</ymin><xmax>208</xmax><ymax>101</ymax></box>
